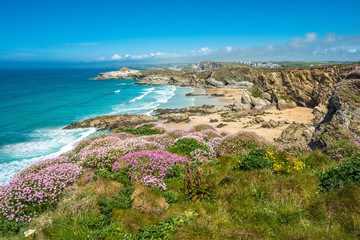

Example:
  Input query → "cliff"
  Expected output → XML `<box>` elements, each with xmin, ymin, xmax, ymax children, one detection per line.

<box><xmin>95</xmin><ymin>64</ymin><xmax>358</xmax><ymax>109</ymax></box>
<box><xmin>311</xmin><ymin>67</ymin><xmax>360</xmax><ymax>148</ymax></box>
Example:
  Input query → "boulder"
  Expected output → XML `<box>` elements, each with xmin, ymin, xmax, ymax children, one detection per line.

<box><xmin>280</xmin><ymin>122</ymin><xmax>315</xmax><ymax>143</ymax></box>
<box><xmin>205</xmin><ymin>78</ymin><xmax>224</xmax><ymax>87</ymax></box>
<box><xmin>216</xmin><ymin>123</ymin><xmax>227</xmax><ymax>128</ymax></box>
<box><xmin>232</xmin><ymin>100</ymin><xmax>251</xmax><ymax>111</ymax></box>
<box><xmin>251</xmin><ymin>96</ymin><xmax>270</xmax><ymax>109</ymax></box>
<box><xmin>277</xmin><ymin>99</ymin><xmax>297</xmax><ymax>110</ymax></box>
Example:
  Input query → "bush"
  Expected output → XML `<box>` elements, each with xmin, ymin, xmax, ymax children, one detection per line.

<box><xmin>250</xmin><ymin>87</ymin><xmax>261</xmax><ymax>98</ymax></box>
<box><xmin>98</xmin><ymin>185</ymin><xmax>134</xmax><ymax>217</ymax></box>
<box><xmin>73</xmin><ymin>135</ymin><xmax>164</xmax><ymax>170</ymax></box>
<box><xmin>182</xmin><ymin>168</ymin><xmax>213</xmax><ymax>200</ymax></box>
<box><xmin>0</xmin><ymin>162</ymin><xmax>82</xmax><ymax>223</ymax></box>
<box><xmin>93</xmin><ymin>168</ymin><xmax>131</xmax><ymax>185</ymax></box>
<box><xmin>164</xmin><ymin>191</ymin><xmax>178</xmax><ymax>204</ymax></box>
<box><xmin>319</xmin><ymin>154</ymin><xmax>360</xmax><ymax>191</ymax></box>
<box><xmin>113</xmin><ymin>124</ymin><xmax>165</xmax><ymax>136</ymax></box>
<box><xmin>168</xmin><ymin>138</ymin><xmax>209</xmax><ymax>156</ymax></box>
<box><xmin>324</xmin><ymin>140</ymin><xmax>360</xmax><ymax>162</ymax></box>
<box><xmin>113</xmin><ymin>149</ymin><xmax>190</xmax><ymax>190</ymax></box>
<box><xmin>121</xmin><ymin>211</ymin><xmax>197</xmax><ymax>239</ymax></box>
<box><xmin>268</xmin><ymin>151</ymin><xmax>306</xmax><ymax>174</ymax></box>
<box><xmin>233</xmin><ymin>148</ymin><xmax>272</xmax><ymax>170</ymax></box>
<box><xmin>219</xmin><ymin>132</ymin><xmax>271</xmax><ymax>158</ymax></box>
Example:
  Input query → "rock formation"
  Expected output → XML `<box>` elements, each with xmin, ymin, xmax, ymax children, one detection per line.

<box><xmin>63</xmin><ymin>113</ymin><xmax>155</xmax><ymax>130</ymax></box>
<box><xmin>311</xmin><ymin>67</ymin><xmax>360</xmax><ymax>148</ymax></box>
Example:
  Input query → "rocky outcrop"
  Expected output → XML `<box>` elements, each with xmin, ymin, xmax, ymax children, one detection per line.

<box><xmin>94</xmin><ymin>68</ymin><xmax>141</xmax><ymax>80</ymax></box>
<box><xmin>311</xmin><ymin>68</ymin><xmax>360</xmax><ymax>148</ymax></box>
<box><xmin>261</xmin><ymin>119</ymin><xmax>290</xmax><ymax>128</ymax></box>
<box><xmin>254</xmin><ymin>65</ymin><xmax>356</xmax><ymax>108</ymax></box>
<box><xmin>153</xmin><ymin>104</ymin><xmax>230</xmax><ymax>116</ymax></box>
<box><xmin>63</xmin><ymin>113</ymin><xmax>155</xmax><ymax>130</ymax></box>
<box><xmin>157</xmin><ymin>114</ymin><xmax>190</xmax><ymax>123</ymax></box>
<box><xmin>182</xmin><ymin>61</ymin><xmax>227</xmax><ymax>72</ymax></box>
<box><xmin>232</xmin><ymin>90</ymin><xmax>273</xmax><ymax>111</ymax></box>
<box><xmin>280</xmin><ymin>122</ymin><xmax>315</xmax><ymax>143</ymax></box>
<box><xmin>95</xmin><ymin>65</ymin><xmax>357</xmax><ymax>109</ymax></box>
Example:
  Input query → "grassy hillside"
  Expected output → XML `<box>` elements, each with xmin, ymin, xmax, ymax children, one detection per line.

<box><xmin>1</xmin><ymin>123</ymin><xmax>360</xmax><ymax>239</ymax></box>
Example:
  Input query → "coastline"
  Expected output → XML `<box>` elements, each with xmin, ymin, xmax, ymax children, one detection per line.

<box><xmin>161</xmin><ymin>88</ymin><xmax>314</xmax><ymax>141</ymax></box>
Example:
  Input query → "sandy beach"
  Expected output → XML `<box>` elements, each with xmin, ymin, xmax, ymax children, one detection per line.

<box><xmin>162</xmin><ymin>88</ymin><xmax>314</xmax><ymax>141</ymax></box>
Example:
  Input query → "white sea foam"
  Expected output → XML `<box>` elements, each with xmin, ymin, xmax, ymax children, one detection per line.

<box><xmin>110</xmin><ymin>86</ymin><xmax>177</xmax><ymax>115</ymax></box>
<box><xmin>129</xmin><ymin>87</ymin><xmax>155</xmax><ymax>102</ymax></box>
<box><xmin>0</xmin><ymin>127</ymin><xmax>97</xmax><ymax>186</ymax></box>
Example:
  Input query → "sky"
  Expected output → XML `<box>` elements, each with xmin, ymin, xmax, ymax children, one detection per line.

<box><xmin>0</xmin><ymin>0</ymin><xmax>359</xmax><ymax>67</ymax></box>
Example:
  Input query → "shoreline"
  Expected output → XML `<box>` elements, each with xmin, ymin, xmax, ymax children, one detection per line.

<box><xmin>160</xmin><ymin>87</ymin><xmax>314</xmax><ymax>141</ymax></box>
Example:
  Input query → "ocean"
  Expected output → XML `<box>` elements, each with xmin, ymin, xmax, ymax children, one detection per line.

<box><xmin>0</xmin><ymin>68</ymin><xmax>221</xmax><ymax>185</ymax></box>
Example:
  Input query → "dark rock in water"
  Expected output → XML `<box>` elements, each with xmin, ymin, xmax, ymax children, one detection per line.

<box><xmin>211</xmin><ymin>93</ymin><xmax>225</xmax><ymax>97</ymax></box>
<box><xmin>216</xmin><ymin>123</ymin><xmax>227</xmax><ymax>128</ymax></box>
<box><xmin>185</xmin><ymin>92</ymin><xmax>207</xmax><ymax>97</ymax></box>
<box><xmin>63</xmin><ymin>113</ymin><xmax>155</xmax><ymax>130</ymax></box>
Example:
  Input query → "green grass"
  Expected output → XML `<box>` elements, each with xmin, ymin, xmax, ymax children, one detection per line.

<box><xmin>6</xmin><ymin>138</ymin><xmax>360</xmax><ymax>240</ymax></box>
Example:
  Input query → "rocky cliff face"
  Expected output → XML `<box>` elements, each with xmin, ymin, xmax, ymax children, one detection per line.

<box><xmin>94</xmin><ymin>68</ymin><xmax>142</xmax><ymax>80</ymax></box>
<box><xmin>254</xmin><ymin>65</ymin><xmax>356</xmax><ymax>108</ymax></box>
<box><xmin>310</xmin><ymin>67</ymin><xmax>360</xmax><ymax>148</ymax></box>
<box><xmin>182</xmin><ymin>61</ymin><xmax>228</xmax><ymax>72</ymax></box>
<box><xmin>95</xmin><ymin>65</ymin><xmax>358</xmax><ymax>109</ymax></box>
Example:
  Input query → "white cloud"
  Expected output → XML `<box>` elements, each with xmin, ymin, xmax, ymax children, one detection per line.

<box><xmin>224</xmin><ymin>46</ymin><xmax>232</xmax><ymax>52</ymax></box>
<box><xmin>95</xmin><ymin>57</ymin><xmax>105</xmax><ymax>61</ymax></box>
<box><xmin>104</xmin><ymin>32</ymin><xmax>360</xmax><ymax>63</ymax></box>
<box><xmin>111</xmin><ymin>54</ymin><xmax>122</xmax><ymax>60</ymax></box>
<box><xmin>305</xmin><ymin>32</ymin><xmax>318</xmax><ymax>43</ymax></box>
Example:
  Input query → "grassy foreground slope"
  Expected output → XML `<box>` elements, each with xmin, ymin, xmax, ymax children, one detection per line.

<box><xmin>1</xmin><ymin>123</ymin><xmax>360</xmax><ymax>240</ymax></box>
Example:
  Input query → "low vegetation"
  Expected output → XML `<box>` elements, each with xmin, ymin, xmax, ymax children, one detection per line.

<box><xmin>1</xmin><ymin>123</ymin><xmax>360</xmax><ymax>239</ymax></box>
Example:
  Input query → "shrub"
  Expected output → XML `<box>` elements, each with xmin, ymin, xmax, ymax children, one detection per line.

<box><xmin>219</xmin><ymin>132</ymin><xmax>271</xmax><ymax>158</ymax></box>
<box><xmin>73</xmin><ymin>135</ymin><xmax>164</xmax><ymax>170</ymax></box>
<box><xmin>0</xmin><ymin>163</ymin><xmax>82</xmax><ymax>223</ymax></box>
<box><xmin>324</xmin><ymin>140</ymin><xmax>360</xmax><ymax>162</ymax></box>
<box><xmin>98</xmin><ymin>185</ymin><xmax>134</xmax><ymax>217</ymax></box>
<box><xmin>113</xmin><ymin>124</ymin><xmax>165</xmax><ymax>136</ymax></box>
<box><xmin>319</xmin><ymin>153</ymin><xmax>360</xmax><ymax>191</ymax></box>
<box><xmin>93</xmin><ymin>168</ymin><xmax>131</xmax><ymax>185</ymax></box>
<box><xmin>268</xmin><ymin>151</ymin><xmax>306</xmax><ymax>174</ymax></box>
<box><xmin>164</xmin><ymin>191</ymin><xmax>178</xmax><ymax>204</ymax></box>
<box><xmin>182</xmin><ymin>168</ymin><xmax>213</xmax><ymax>200</ymax></box>
<box><xmin>277</xmin><ymin>142</ymin><xmax>311</xmax><ymax>157</ymax></box>
<box><xmin>233</xmin><ymin>148</ymin><xmax>272</xmax><ymax>170</ymax></box>
<box><xmin>112</xmin><ymin>149</ymin><xmax>190</xmax><ymax>190</ymax></box>
<box><xmin>121</xmin><ymin>211</ymin><xmax>197</xmax><ymax>239</ymax></box>
<box><xmin>168</xmin><ymin>138</ymin><xmax>209</xmax><ymax>156</ymax></box>
<box><xmin>250</xmin><ymin>87</ymin><xmax>261</xmax><ymax>98</ymax></box>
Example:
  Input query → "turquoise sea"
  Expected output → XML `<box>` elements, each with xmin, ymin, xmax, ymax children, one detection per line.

<box><xmin>0</xmin><ymin>68</ymin><xmax>222</xmax><ymax>185</ymax></box>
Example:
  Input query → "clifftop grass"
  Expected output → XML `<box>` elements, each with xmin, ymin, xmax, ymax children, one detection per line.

<box><xmin>2</xmin><ymin>124</ymin><xmax>360</xmax><ymax>239</ymax></box>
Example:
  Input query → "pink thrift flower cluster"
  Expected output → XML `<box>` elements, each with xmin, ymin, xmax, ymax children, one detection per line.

<box><xmin>73</xmin><ymin>134</ymin><xmax>164</xmax><ymax>169</ymax></box>
<box><xmin>0</xmin><ymin>159</ymin><xmax>82</xmax><ymax>222</ymax></box>
<box><xmin>277</xmin><ymin>142</ymin><xmax>311</xmax><ymax>156</ymax></box>
<box><xmin>112</xmin><ymin>149</ymin><xmax>190</xmax><ymax>190</ymax></box>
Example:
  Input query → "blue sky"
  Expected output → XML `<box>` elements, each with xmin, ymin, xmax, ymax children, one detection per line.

<box><xmin>0</xmin><ymin>0</ymin><xmax>359</xmax><ymax>67</ymax></box>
